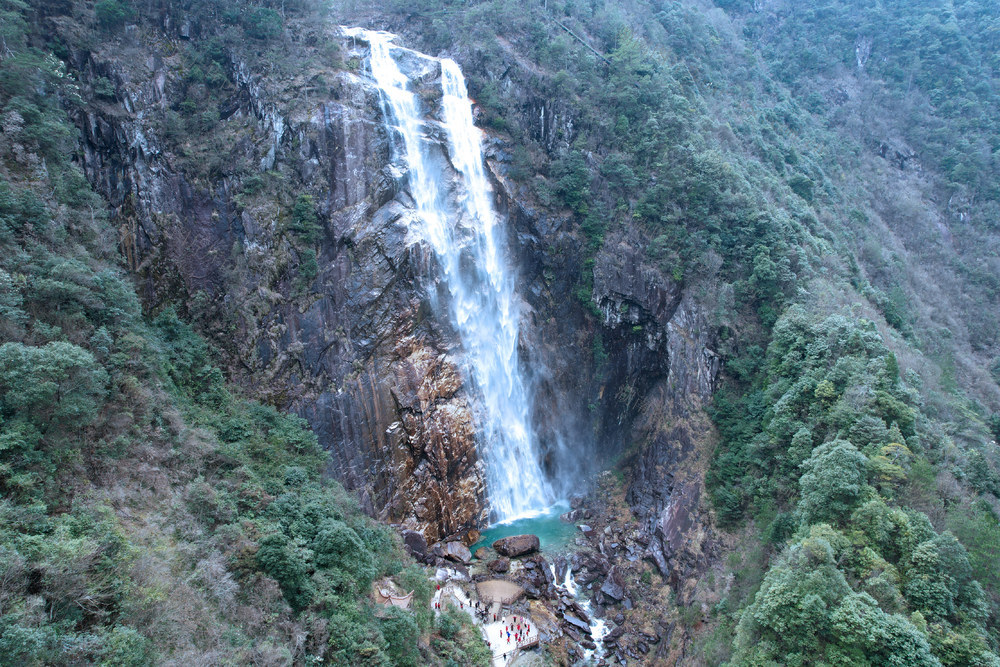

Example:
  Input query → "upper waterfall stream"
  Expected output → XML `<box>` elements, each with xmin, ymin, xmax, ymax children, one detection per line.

<box><xmin>345</xmin><ymin>28</ymin><xmax>554</xmax><ymax>522</ymax></box>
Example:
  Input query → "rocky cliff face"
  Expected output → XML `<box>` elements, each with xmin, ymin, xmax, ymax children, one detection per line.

<box><xmin>65</xmin><ymin>21</ymin><xmax>493</xmax><ymax>542</ymax></box>
<box><xmin>468</xmin><ymin>46</ymin><xmax>724</xmax><ymax>593</ymax></box>
<box><xmin>64</xmin><ymin>15</ymin><xmax>722</xmax><ymax>568</ymax></box>
<box><xmin>592</xmin><ymin>233</ymin><xmax>721</xmax><ymax>599</ymax></box>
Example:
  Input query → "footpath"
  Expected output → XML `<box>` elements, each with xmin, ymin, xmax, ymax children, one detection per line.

<box><xmin>432</xmin><ymin>576</ymin><xmax>539</xmax><ymax>667</ymax></box>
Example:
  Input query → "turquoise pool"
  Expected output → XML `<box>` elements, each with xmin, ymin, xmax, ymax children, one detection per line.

<box><xmin>470</xmin><ymin>502</ymin><xmax>579</xmax><ymax>556</ymax></box>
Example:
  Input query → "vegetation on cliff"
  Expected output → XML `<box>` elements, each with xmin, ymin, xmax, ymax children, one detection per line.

<box><xmin>365</xmin><ymin>0</ymin><xmax>1000</xmax><ymax>663</ymax></box>
<box><xmin>0</xmin><ymin>1</ymin><xmax>488</xmax><ymax>664</ymax></box>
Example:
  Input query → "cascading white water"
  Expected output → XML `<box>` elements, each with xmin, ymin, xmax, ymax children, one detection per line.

<box><xmin>345</xmin><ymin>28</ymin><xmax>553</xmax><ymax>521</ymax></box>
<box><xmin>550</xmin><ymin>564</ymin><xmax>610</xmax><ymax>662</ymax></box>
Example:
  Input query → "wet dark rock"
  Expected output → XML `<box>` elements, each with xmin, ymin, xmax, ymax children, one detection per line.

<box><xmin>553</xmin><ymin>556</ymin><xmax>568</xmax><ymax>583</ymax></box>
<box><xmin>563</xmin><ymin>613</ymin><xmax>591</xmax><ymax>634</ymax></box>
<box><xmin>492</xmin><ymin>534</ymin><xmax>540</xmax><ymax>557</ymax></box>
<box><xmin>536</xmin><ymin>556</ymin><xmax>553</xmax><ymax>585</ymax></box>
<box><xmin>488</xmin><ymin>557</ymin><xmax>510</xmax><ymax>573</ymax></box>
<box><xmin>474</xmin><ymin>547</ymin><xmax>489</xmax><ymax>560</ymax></box>
<box><xmin>569</xmin><ymin>602</ymin><xmax>590</xmax><ymax>624</ymax></box>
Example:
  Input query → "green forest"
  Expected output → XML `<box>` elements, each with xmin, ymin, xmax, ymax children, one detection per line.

<box><xmin>1</xmin><ymin>0</ymin><xmax>999</xmax><ymax>664</ymax></box>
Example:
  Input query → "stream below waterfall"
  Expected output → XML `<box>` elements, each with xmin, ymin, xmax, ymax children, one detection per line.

<box><xmin>553</xmin><ymin>564</ymin><xmax>611</xmax><ymax>663</ymax></box>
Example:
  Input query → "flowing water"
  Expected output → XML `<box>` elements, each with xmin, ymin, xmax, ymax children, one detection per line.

<box><xmin>553</xmin><ymin>565</ymin><xmax>610</xmax><ymax>663</ymax></box>
<box><xmin>344</xmin><ymin>28</ymin><xmax>554</xmax><ymax>521</ymax></box>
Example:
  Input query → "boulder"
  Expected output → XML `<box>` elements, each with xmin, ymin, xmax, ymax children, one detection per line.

<box><xmin>564</xmin><ymin>613</ymin><xmax>592</xmax><ymax>634</ymax></box>
<box><xmin>560</xmin><ymin>509</ymin><xmax>582</xmax><ymax>522</ymax></box>
<box><xmin>600</xmin><ymin>566</ymin><xmax>627</xmax><ymax>601</ymax></box>
<box><xmin>493</xmin><ymin>534</ymin><xmax>540</xmax><ymax>557</ymax></box>
<box><xmin>442</xmin><ymin>541</ymin><xmax>472</xmax><ymax>563</ymax></box>
<box><xmin>401</xmin><ymin>529</ymin><xmax>427</xmax><ymax>560</ymax></box>
<box><xmin>553</xmin><ymin>556</ymin><xmax>568</xmax><ymax>584</ymax></box>
<box><xmin>488</xmin><ymin>557</ymin><xmax>510</xmax><ymax>573</ymax></box>
<box><xmin>474</xmin><ymin>547</ymin><xmax>489</xmax><ymax>560</ymax></box>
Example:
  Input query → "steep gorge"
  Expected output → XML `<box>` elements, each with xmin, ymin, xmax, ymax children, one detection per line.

<box><xmin>70</xmin><ymin>10</ymin><xmax>721</xmax><ymax>574</ymax></box>
<box><xmin>6</xmin><ymin>0</ymin><xmax>1000</xmax><ymax>663</ymax></box>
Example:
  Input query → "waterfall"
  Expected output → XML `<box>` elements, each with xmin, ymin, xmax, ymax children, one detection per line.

<box><xmin>345</xmin><ymin>28</ymin><xmax>553</xmax><ymax>522</ymax></box>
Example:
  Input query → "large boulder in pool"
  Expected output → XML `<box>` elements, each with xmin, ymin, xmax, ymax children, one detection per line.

<box><xmin>493</xmin><ymin>534</ymin><xmax>540</xmax><ymax>558</ymax></box>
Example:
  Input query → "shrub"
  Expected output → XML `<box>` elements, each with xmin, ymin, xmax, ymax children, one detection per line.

<box><xmin>290</xmin><ymin>194</ymin><xmax>321</xmax><ymax>244</ymax></box>
<box><xmin>256</xmin><ymin>533</ymin><xmax>310</xmax><ymax>609</ymax></box>
<box><xmin>244</xmin><ymin>7</ymin><xmax>282</xmax><ymax>40</ymax></box>
<box><xmin>100</xmin><ymin>626</ymin><xmax>152</xmax><ymax>666</ymax></box>
<box><xmin>0</xmin><ymin>341</ymin><xmax>109</xmax><ymax>433</ymax></box>
<box><xmin>95</xmin><ymin>0</ymin><xmax>132</xmax><ymax>30</ymax></box>
<box><xmin>379</xmin><ymin>606</ymin><xmax>420</xmax><ymax>667</ymax></box>
<box><xmin>797</xmin><ymin>439</ymin><xmax>871</xmax><ymax>525</ymax></box>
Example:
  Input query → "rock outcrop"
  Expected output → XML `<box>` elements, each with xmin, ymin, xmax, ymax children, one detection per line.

<box><xmin>590</xmin><ymin>228</ymin><xmax>720</xmax><ymax>598</ymax></box>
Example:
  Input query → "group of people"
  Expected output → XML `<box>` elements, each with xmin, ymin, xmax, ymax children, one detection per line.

<box><xmin>499</xmin><ymin>615</ymin><xmax>531</xmax><ymax>647</ymax></box>
<box><xmin>433</xmin><ymin>584</ymin><xmax>536</xmax><ymax>662</ymax></box>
